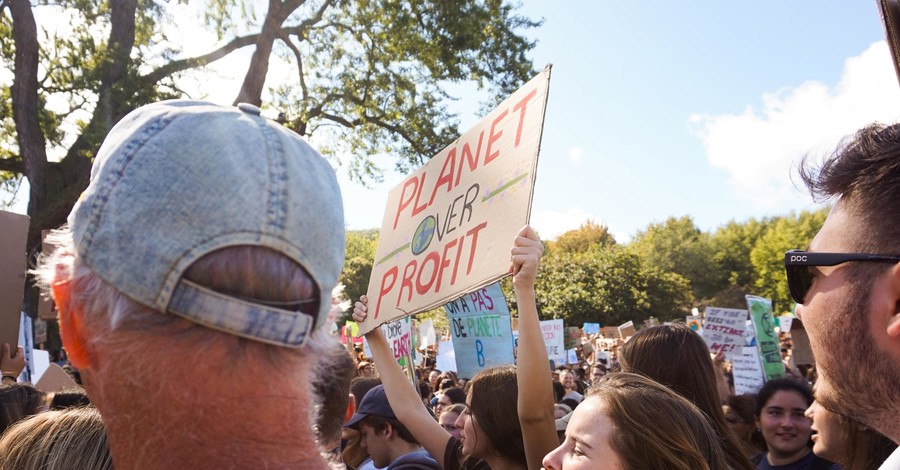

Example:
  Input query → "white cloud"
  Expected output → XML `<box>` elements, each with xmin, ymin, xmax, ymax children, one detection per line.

<box><xmin>690</xmin><ymin>41</ymin><xmax>900</xmax><ymax>208</ymax></box>
<box><xmin>530</xmin><ymin>207</ymin><xmax>624</xmax><ymax>242</ymax></box>
<box><xmin>568</xmin><ymin>147</ymin><xmax>583</xmax><ymax>164</ymax></box>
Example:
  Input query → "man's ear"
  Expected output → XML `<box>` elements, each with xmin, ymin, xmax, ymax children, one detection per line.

<box><xmin>52</xmin><ymin>280</ymin><xmax>91</xmax><ymax>369</ymax></box>
<box><xmin>888</xmin><ymin>263</ymin><xmax>900</xmax><ymax>338</ymax></box>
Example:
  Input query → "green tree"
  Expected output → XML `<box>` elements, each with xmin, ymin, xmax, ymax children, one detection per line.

<box><xmin>750</xmin><ymin>208</ymin><xmax>828</xmax><ymax>314</ymax></box>
<box><xmin>338</xmin><ymin>229</ymin><xmax>379</xmax><ymax>324</ymax></box>
<box><xmin>628</xmin><ymin>215</ymin><xmax>721</xmax><ymax>300</ymax></box>
<box><xmin>549</xmin><ymin>219</ymin><xmax>616</xmax><ymax>254</ymax></box>
<box><xmin>1</xmin><ymin>0</ymin><xmax>541</xmax><ymax>315</ymax></box>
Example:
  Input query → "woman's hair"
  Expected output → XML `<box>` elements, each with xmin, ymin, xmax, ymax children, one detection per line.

<box><xmin>465</xmin><ymin>366</ymin><xmax>526</xmax><ymax>464</ymax></box>
<box><xmin>49</xmin><ymin>388</ymin><xmax>91</xmax><ymax>410</ymax></box>
<box><xmin>441</xmin><ymin>387</ymin><xmax>466</xmax><ymax>405</ymax></box>
<box><xmin>619</xmin><ymin>323</ymin><xmax>754</xmax><ymax>470</ymax></box>
<box><xmin>725</xmin><ymin>394</ymin><xmax>766</xmax><ymax>456</ymax></box>
<box><xmin>0</xmin><ymin>384</ymin><xmax>46</xmax><ymax>434</ymax></box>
<box><xmin>443</xmin><ymin>403</ymin><xmax>466</xmax><ymax>417</ymax></box>
<box><xmin>590</xmin><ymin>373</ymin><xmax>731</xmax><ymax>470</ymax></box>
<box><xmin>755</xmin><ymin>377</ymin><xmax>813</xmax><ymax>416</ymax></box>
<box><xmin>349</xmin><ymin>377</ymin><xmax>381</xmax><ymax>409</ymax></box>
<box><xmin>0</xmin><ymin>406</ymin><xmax>112</xmax><ymax>470</ymax></box>
<box><xmin>833</xmin><ymin>409</ymin><xmax>899</xmax><ymax>469</ymax></box>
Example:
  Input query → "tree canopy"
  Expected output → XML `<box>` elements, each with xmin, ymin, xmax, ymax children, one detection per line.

<box><xmin>1</xmin><ymin>0</ymin><xmax>541</xmax><ymax>314</ymax></box>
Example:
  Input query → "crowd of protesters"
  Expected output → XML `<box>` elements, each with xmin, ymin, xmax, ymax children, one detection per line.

<box><xmin>1</xmin><ymin>100</ymin><xmax>900</xmax><ymax>470</ymax></box>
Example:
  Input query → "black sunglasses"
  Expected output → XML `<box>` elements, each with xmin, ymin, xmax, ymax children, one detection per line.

<box><xmin>783</xmin><ymin>250</ymin><xmax>900</xmax><ymax>304</ymax></box>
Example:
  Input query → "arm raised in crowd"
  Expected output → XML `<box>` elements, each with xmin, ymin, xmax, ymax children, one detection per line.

<box><xmin>510</xmin><ymin>225</ymin><xmax>558</xmax><ymax>469</ymax></box>
<box><xmin>353</xmin><ymin>298</ymin><xmax>452</xmax><ymax>465</ymax></box>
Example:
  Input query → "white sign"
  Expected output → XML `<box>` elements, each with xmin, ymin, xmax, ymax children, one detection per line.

<box><xmin>540</xmin><ymin>319</ymin><xmax>566</xmax><ymax>364</ymax></box>
<box><xmin>702</xmin><ymin>307</ymin><xmax>748</xmax><ymax>357</ymax></box>
<box><xmin>436</xmin><ymin>340</ymin><xmax>457</xmax><ymax>373</ymax></box>
<box><xmin>732</xmin><ymin>346</ymin><xmax>766</xmax><ymax>395</ymax></box>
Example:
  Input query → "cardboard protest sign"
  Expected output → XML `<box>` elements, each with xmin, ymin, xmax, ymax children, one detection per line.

<box><xmin>34</xmin><ymin>363</ymin><xmax>78</xmax><ymax>393</ymax></box>
<box><xmin>617</xmin><ymin>320</ymin><xmax>636</xmax><ymax>338</ymax></box>
<box><xmin>732</xmin><ymin>346</ymin><xmax>766</xmax><ymax>395</ymax></box>
<box><xmin>789</xmin><ymin>318</ymin><xmax>815</xmax><ymax>366</ymax></box>
<box><xmin>364</xmin><ymin>316</ymin><xmax>413</xmax><ymax>361</ymax></box>
<box><xmin>360</xmin><ymin>67</ymin><xmax>552</xmax><ymax>334</ymax></box>
<box><xmin>1</xmin><ymin>211</ymin><xmax>29</xmax><ymax>350</ymax></box>
<box><xmin>540</xmin><ymin>319</ymin><xmax>566</xmax><ymax>365</ymax></box>
<box><xmin>747</xmin><ymin>295</ymin><xmax>785</xmax><ymax>381</ymax></box>
<box><xmin>686</xmin><ymin>315</ymin><xmax>703</xmax><ymax>334</ymax></box>
<box><xmin>601</xmin><ymin>326</ymin><xmax>619</xmax><ymax>338</ymax></box>
<box><xmin>582</xmin><ymin>322</ymin><xmax>600</xmax><ymax>335</ymax></box>
<box><xmin>702</xmin><ymin>307</ymin><xmax>748</xmax><ymax>357</ymax></box>
<box><xmin>443</xmin><ymin>282</ymin><xmax>515</xmax><ymax>379</ymax></box>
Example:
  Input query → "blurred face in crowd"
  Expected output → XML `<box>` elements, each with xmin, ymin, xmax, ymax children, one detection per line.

<box><xmin>804</xmin><ymin>400</ymin><xmax>845</xmax><ymax>463</ymax></box>
<box><xmin>758</xmin><ymin>390</ymin><xmax>812</xmax><ymax>461</ymax></box>
<box><xmin>591</xmin><ymin>366</ymin><xmax>606</xmax><ymax>382</ymax></box>
<box><xmin>428</xmin><ymin>371</ymin><xmax>440</xmax><ymax>387</ymax></box>
<box><xmin>358</xmin><ymin>421</ymin><xmax>391</xmax><ymax>468</ymax></box>
<box><xmin>440</xmin><ymin>410</ymin><xmax>462</xmax><ymax>439</ymax></box>
<box><xmin>562</xmin><ymin>371</ymin><xmax>576</xmax><ymax>390</ymax></box>
<box><xmin>435</xmin><ymin>394</ymin><xmax>453</xmax><ymax>416</ymax></box>
<box><xmin>723</xmin><ymin>404</ymin><xmax>755</xmax><ymax>441</ymax></box>
<box><xmin>542</xmin><ymin>396</ymin><xmax>623</xmax><ymax>470</ymax></box>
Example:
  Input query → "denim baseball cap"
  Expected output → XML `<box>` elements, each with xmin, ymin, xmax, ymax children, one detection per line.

<box><xmin>345</xmin><ymin>385</ymin><xmax>396</xmax><ymax>429</ymax></box>
<box><xmin>69</xmin><ymin>100</ymin><xmax>345</xmax><ymax>347</ymax></box>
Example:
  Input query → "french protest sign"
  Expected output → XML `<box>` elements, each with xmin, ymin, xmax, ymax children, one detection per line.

<box><xmin>747</xmin><ymin>295</ymin><xmax>785</xmax><ymax>381</ymax></box>
<box><xmin>1</xmin><ymin>210</ymin><xmax>29</xmax><ymax>351</ymax></box>
<box><xmin>702</xmin><ymin>307</ymin><xmax>748</xmax><ymax>357</ymax></box>
<box><xmin>540</xmin><ymin>319</ymin><xmax>566</xmax><ymax>365</ymax></box>
<box><xmin>443</xmin><ymin>282</ymin><xmax>515</xmax><ymax>379</ymax></box>
<box><xmin>359</xmin><ymin>67</ymin><xmax>552</xmax><ymax>334</ymax></box>
<box><xmin>364</xmin><ymin>316</ymin><xmax>413</xmax><ymax>361</ymax></box>
<box><xmin>732</xmin><ymin>346</ymin><xmax>766</xmax><ymax>395</ymax></box>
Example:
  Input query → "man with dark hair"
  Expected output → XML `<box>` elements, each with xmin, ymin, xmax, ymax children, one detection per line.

<box><xmin>345</xmin><ymin>385</ymin><xmax>440</xmax><ymax>469</ymax></box>
<box><xmin>787</xmin><ymin>123</ymin><xmax>900</xmax><ymax>468</ymax></box>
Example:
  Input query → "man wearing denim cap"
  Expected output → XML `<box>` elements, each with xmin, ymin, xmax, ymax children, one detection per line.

<box><xmin>345</xmin><ymin>385</ymin><xmax>440</xmax><ymax>469</ymax></box>
<box><xmin>38</xmin><ymin>100</ymin><xmax>346</xmax><ymax>469</ymax></box>
<box><xmin>786</xmin><ymin>123</ymin><xmax>900</xmax><ymax>469</ymax></box>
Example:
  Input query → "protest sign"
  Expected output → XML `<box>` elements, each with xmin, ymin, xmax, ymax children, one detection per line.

<box><xmin>540</xmin><ymin>319</ymin><xmax>566</xmax><ymax>365</ymax></box>
<box><xmin>1</xmin><ymin>211</ymin><xmax>29</xmax><ymax>350</ymax></box>
<box><xmin>789</xmin><ymin>318</ymin><xmax>815</xmax><ymax>366</ymax></box>
<box><xmin>601</xmin><ymin>326</ymin><xmax>619</xmax><ymax>338</ymax></box>
<box><xmin>360</xmin><ymin>67</ymin><xmax>552</xmax><ymax>334</ymax></box>
<box><xmin>443</xmin><ymin>282</ymin><xmax>514</xmax><ymax>379</ymax></box>
<box><xmin>732</xmin><ymin>346</ymin><xmax>766</xmax><ymax>395</ymax></box>
<box><xmin>685</xmin><ymin>315</ymin><xmax>703</xmax><ymax>334</ymax></box>
<box><xmin>595</xmin><ymin>350</ymin><xmax>610</xmax><ymax>367</ymax></box>
<box><xmin>777</xmin><ymin>315</ymin><xmax>794</xmax><ymax>334</ymax></box>
<box><xmin>341</xmin><ymin>321</ymin><xmax>364</xmax><ymax>345</ymax></box>
<box><xmin>583</xmin><ymin>322</ymin><xmax>600</xmax><ymax>335</ymax></box>
<box><xmin>747</xmin><ymin>295</ymin><xmax>785</xmax><ymax>380</ymax></box>
<box><xmin>566</xmin><ymin>348</ymin><xmax>578</xmax><ymax>365</ymax></box>
<box><xmin>436</xmin><ymin>340</ymin><xmax>457</xmax><ymax>373</ymax></box>
<box><xmin>35</xmin><ymin>363</ymin><xmax>77</xmax><ymax>393</ymax></box>
<box><xmin>364</xmin><ymin>316</ymin><xmax>414</xmax><ymax>361</ymax></box>
<box><xmin>702</xmin><ymin>307</ymin><xmax>748</xmax><ymax>356</ymax></box>
<box><xmin>617</xmin><ymin>320</ymin><xmax>636</xmax><ymax>338</ymax></box>
<box><xmin>418</xmin><ymin>319</ymin><xmax>437</xmax><ymax>349</ymax></box>
<box><xmin>30</xmin><ymin>349</ymin><xmax>50</xmax><ymax>384</ymax></box>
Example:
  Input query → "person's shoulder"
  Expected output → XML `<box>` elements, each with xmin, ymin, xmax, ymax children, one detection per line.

<box><xmin>389</xmin><ymin>449</ymin><xmax>440</xmax><ymax>470</ymax></box>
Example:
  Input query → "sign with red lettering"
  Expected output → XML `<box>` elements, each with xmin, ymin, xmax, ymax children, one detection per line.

<box><xmin>360</xmin><ymin>66</ymin><xmax>551</xmax><ymax>334</ymax></box>
<box><xmin>702</xmin><ymin>307</ymin><xmax>748</xmax><ymax>357</ymax></box>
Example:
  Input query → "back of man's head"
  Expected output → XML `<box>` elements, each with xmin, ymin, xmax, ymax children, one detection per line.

<box><xmin>38</xmin><ymin>100</ymin><xmax>346</xmax><ymax>469</ymax></box>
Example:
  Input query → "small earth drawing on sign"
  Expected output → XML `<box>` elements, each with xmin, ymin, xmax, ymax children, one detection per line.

<box><xmin>411</xmin><ymin>215</ymin><xmax>436</xmax><ymax>255</ymax></box>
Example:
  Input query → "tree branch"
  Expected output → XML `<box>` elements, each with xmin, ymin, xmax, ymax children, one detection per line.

<box><xmin>142</xmin><ymin>34</ymin><xmax>260</xmax><ymax>85</ymax></box>
<box><xmin>277</xmin><ymin>31</ymin><xmax>307</xmax><ymax>100</ymax></box>
<box><xmin>0</xmin><ymin>157</ymin><xmax>25</xmax><ymax>174</ymax></box>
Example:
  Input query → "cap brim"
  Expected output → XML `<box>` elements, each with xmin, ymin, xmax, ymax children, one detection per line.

<box><xmin>344</xmin><ymin>411</ymin><xmax>367</xmax><ymax>429</ymax></box>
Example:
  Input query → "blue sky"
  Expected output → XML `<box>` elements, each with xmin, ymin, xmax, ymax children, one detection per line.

<box><xmin>338</xmin><ymin>2</ymin><xmax>900</xmax><ymax>241</ymax></box>
<box><xmin>9</xmin><ymin>2</ymin><xmax>900</xmax><ymax>242</ymax></box>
